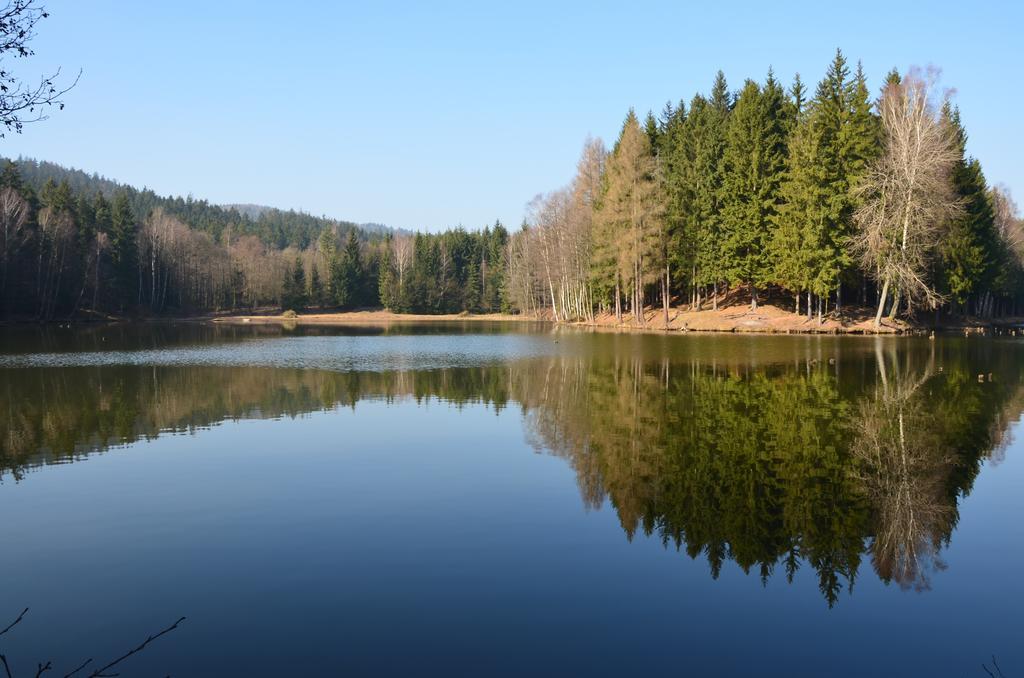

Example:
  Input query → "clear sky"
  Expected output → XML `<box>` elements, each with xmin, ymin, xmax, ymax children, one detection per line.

<box><xmin>2</xmin><ymin>0</ymin><xmax>1021</xmax><ymax>232</ymax></box>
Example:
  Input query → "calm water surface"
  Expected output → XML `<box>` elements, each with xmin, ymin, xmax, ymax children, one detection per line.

<box><xmin>1</xmin><ymin>322</ymin><xmax>1022</xmax><ymax>676</ymax></box>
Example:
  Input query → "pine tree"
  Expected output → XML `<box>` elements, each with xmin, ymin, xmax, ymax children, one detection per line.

<box><xmin>720</xmin><ymin>73</ymin><xmax>789</xmax><ymax>308</ymax></box>
<box><xmin>378</xmin><ymin>234</ymin><xmax>395</xmax><ymax>309</ymax></box>
<box><xmin>464</xmin><ymin>259</ymin><xmax>481</xmax><ymax>312</ymax></box>
<box><xmin>940</xmin><ymin>104</ymin><xmax>997</xmax><ymax>314</ymax></box>
<box><xmin>334</xmin><ymin>229</ymin><xmax>364</xmax><ymax>309</ymax></box>
<box><xmin>109</xmin><ymin>192</ymin><xmax>137</xmax><ymax>311</ymax></box>
<box><xmin>688</xmin><ymin>72</ymin><xmax>732</xmax><ymax>309</ymax></box>
<box><xmin>280</xmin><ymin>256</ymin><xmax>308</xmax><ymax>312</ymax></box>
<box><xmin>309</xmin><ymin>264</ymin><xmax>324</xmax><ymax>308</ymax></box>
<box><xmin>771</xmin><ymin>50</ymin><xmax>881</xmax><ymax>319</ymax></box>
<box><xmin>771</xmin><ymin>74</ymin><xmax>817</xmax><ymax>313</ymax></box>
<box><xmin>318</xmin><ymin>229</ymin><xmax>337</xmax><ymax>301</ymax></box>
<box><xmin>659</xmin><ymin>100</ymin><xmax>690</xmax><ymax>296</ymax></box>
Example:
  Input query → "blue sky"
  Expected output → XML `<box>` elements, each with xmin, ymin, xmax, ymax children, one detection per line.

<box><xmin>2</xmin><ymin>0</ymin><xmax>1021</xmax><ymax>231</ymax></box>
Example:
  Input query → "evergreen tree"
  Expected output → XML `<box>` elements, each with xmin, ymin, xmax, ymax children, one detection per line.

<box><xmin>318</xmin><ymin>229</ymin><xmax>337</xmax><ymax>302</ymax></box>
<box><xmin>690</xmin><ymin>72</ymin><xmax>731</xmax><ymax>308</ymax></box>
<box><xmin>464</xmin><ymin>259</ymin><xmax>481</xmax><ymax>312</ymax></box>
<box><xmin>309</xmin><ymin>263</ymin><xmax>324</xmax><ymax>307</ymax></box>
<box><xmin>940</xmin><ymin>104</ymin><xmax>997</xmax><ymax>313</ymax></box>
<box><xmin>720</xmin><ymin>73</ymin><xmax>789</xmax><ymax>308</ymax></box>
<box><xmin>109</xmin><ymin>192</ymin><xmax>137</xmax><ymax>310</ymax></box>
<box><xmin>281</xmin><ymin>256</ymin><xmax>307</xmax><ymax>311</ymax></box>
<box><xmin>771</xmin><ymin>75</ymin><xmax>817</xmax><ymax>313</ymax></box>
<box><xmin>378</xmin><ymin>234</ymin><xmax>395</xmax><ymax>309</ymax></box>
<box><xmin>335</xmin><ymin>229</ymin><xmax>364</xmax><ymax>309</ymax></box>
<box><xmin>771</xmin><ymin>50</ymin><xmax>880</xmax><ymax>318</ymax></box>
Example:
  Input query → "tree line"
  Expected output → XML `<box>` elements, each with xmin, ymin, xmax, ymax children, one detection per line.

<box><xmin>509</xmin><ymin>52</ymin><xmax>1024</xmax><ymax>327</ymax></box>
<box><xmin>0</xmin><ymin>159</ymin><xmax>514</xmax><ymax>319</ymax></box>
<box><xmin>3</xmin><ymin>51</ymin><xmax>1022</xmax><ymax>324</ymax></box>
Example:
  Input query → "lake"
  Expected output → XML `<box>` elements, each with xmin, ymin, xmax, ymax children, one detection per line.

<box><xmin>1</xmin><ymin>322</ymin><xmax>1022</xmax><ymax>677</ymax></box>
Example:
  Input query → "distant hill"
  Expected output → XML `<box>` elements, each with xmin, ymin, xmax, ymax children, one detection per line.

<box><xmin>222</xmin><ymin>203</ymin><xmax>273</xmax><ymax>220</ymax></box>
<box><xmin>221</xmin><ymin>205</ymin><xmax>409</xmax><ymax>238</ymax></box>
<box><xmin>3</xmin><ymin>157</ymin><xmax>393</xmax><ymax>249</ymax></box>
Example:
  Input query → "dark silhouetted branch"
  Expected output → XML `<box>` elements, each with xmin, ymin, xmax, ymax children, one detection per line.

<box><xmin>85</xmin><ymin>617</ymin><xmax>185</xmax><ymax>678</ymax></box>
<box><xmin>60</xmin><ymin>659</ymin><xmax>91</xmax><ymax>678</ymax></box>
<box><xmin>0</xmin><ymin>609</ymin><xmax>28</xmax><ymax>637</ymax></box>
<box><xmin>0</xmin><ymin>609</ymin><xmax>183</xmax><ymax>678</ymax></box>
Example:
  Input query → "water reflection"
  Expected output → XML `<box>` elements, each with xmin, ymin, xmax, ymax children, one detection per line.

<box><xmin>1</xmin><ymin>332</ymin><xmax>1021</xmax><ymax>606</ymax></box>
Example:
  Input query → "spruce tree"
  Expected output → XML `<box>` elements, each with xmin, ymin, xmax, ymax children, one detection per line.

<box><xmin>309</xmin><ymin>264</ymin><xmax>324</xmax><ymax>308</ymax></box>
<box><xmin>940</xmin><ymin>104</ymin><xmax>997</xmax><ymax>313</ymax></box>
<box><xmin>688</xmin><ymin>72</ymin><xmax>732</xmax><ymax>309</ymax></box>
<box><xmin>109</xmin><ymin>192</ymin><xmax>137</xmax><ymax>311</ymax></box>
<box><xmin>771</xmin><ymin>74</ymin><xmax>817</xmax><ymax>313</ymax></box>
<box><xmin>291</xmin><ymin>256</ymin><xmax>307</xmax><ymax>310</ymax></box>
<box><xmin>378</xmin><ymin>234</ymin><xmax>395</xmax><ymax>309</ymax></box>
<box><xmin>464</xmin><ymin>259</ymin><xmax>481</xmax><ymax>312</ymax></box>
<box><xmin>720</xmin><ymin>73</ymin><xmax>789</xmax><ymax>308</ymax></box>
<box><xmin>771</xmin><ymin>50</ymin><xmax>881</xmax><ymax>318</ymax></box>
<box><xmin>335</xmin><ymin>230</ymin><xmax>364</xmax><ymax>309</ymax></box>
<box><xmin>318</xmin><ymin>229</ymin><xmax>337</xmax><ymax>301</ymax></box>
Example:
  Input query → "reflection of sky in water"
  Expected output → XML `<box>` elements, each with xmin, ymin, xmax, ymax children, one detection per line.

<box><xmin>0</xmin><ymin>334</ymin><xmax>556</xmax><ymax>371</ymax></box>
<box><xmin>1</xmin><ymin>328</ymin><xmax>1023</xmax><ymax>677</ymax></box>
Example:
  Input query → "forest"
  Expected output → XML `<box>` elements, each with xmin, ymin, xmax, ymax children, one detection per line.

<box><xmin>509</xmin><ymin>52</ymin><xmax>1024</xmax><ymax>327</ymax></box>
<box><xmin>1</xmin><ymin>52</ymin><xmax>1022</xmax><ymax>325</ymax></box>
<box><xmin>0</xmin><ymin>157</ymin><xmax>509</xmax><ymax>318</ymax></box>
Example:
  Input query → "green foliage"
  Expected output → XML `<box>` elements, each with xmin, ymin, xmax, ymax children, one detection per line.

<box><xmin>334</xmin><ymin>230</ymin><xmax>365</xmax><ymax>309</ymax></box>
<box><xmin>719</xmin><ymin>74</ymin><xmax>790</xmax><ymax>297</ymax></box>
<box><xmin>309</xmin><ymin>264</ymin><xmax>325</xmax><ymax>307</ymax></box>
<box><xmin>109</xmin><ymin>192</ymin><xmax>137</xmax><ymax>310</ymax></box>
<box><xmin>939</xmin><ymin>105</ymin><xmax>999</xmax><ymax>310</ymax></box>
<box><xmin>281</xmin><ymin>256</ymin><xmax>307</xmax><ymax>311</ymax></box>
<box><xmin>464</xmin><ymin>259</ymin><xmax>481</xmax><ymax>312</ymax></box>
<box><xmin>770</xmin><ymin>51</ymin><xmax>880</xmax><ymax>300</ymax></box>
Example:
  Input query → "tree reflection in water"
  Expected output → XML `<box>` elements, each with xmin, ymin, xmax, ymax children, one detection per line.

<box><xmin>2</xmin><ymin>336</ymin><xmax>1021</xmax><ymax>605</ymax></box>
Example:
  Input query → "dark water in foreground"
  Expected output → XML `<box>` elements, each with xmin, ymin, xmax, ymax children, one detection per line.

<box><xmin>1</xmin><ymin>322</ymin><xmax>1022</xmax><ymax>677</ymax></box>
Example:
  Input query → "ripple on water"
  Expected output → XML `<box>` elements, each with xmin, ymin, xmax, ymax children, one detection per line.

<box><xmin>0</xmin><ymin>334</ymin><xmax>557</xmax><ymax>371</ymax></box>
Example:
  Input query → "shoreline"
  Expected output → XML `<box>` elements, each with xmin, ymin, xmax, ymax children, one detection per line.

<box><xmin>4</xmin><ymin>305</ymin><xmax>1020</xmax><ymax>336</ymax></box>
<box><xmin>208</xmin><ymin>305</ymin><xmax>1021</xmax><ymax>336</ymax></box>
<box><xmin>210</xmin><ymin>310</ymin><xmax>546</xmax><ymax>325</ymax></box>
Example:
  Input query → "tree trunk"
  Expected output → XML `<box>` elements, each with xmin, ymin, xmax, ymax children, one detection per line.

<box><xmin>887</xmin><ymin>287</ymin><xmax>900</xmax><ymax>321</ymax></box>
<box><xmin>663</xmin><ymin>266</ymin><xmax>670</xmax><ymax>328</ymax></box>
<box><xmin>615</xmin><ymin>277</ymin><xmax>622</xmax><ymax>325</ymax></box>
<box><xmin>874</xmin><ymin>278</ymin><xmax>890</xmax><ymax>328</ymax></box>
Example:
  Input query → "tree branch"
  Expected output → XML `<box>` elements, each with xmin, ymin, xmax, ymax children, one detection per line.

<box><xmin>0</xmin><ymin>609</ymin><xmax>28</xmax><ymax>637</ymax></box>
<box><xmin>85</xmin><ymin>617</ymin><xmax>185</xmax><ymax>678</ymax></box>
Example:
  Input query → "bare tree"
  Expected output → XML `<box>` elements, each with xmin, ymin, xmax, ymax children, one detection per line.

<box><xmin>0</xmin><ymin>185</ymin><xmax>28</xmax><ymax>296</ymax></box>
<box><xmin>992</xmin><ymin>185</ymin><xmax>1023</xmax><ymax>263</ymax></box>
<box><xmin>34</xmin><ymin>205</ymin><xmax>73</xmax><ymax>319</ymax></box>
<box><xmin>594</xmin><ymin>112</ymin><xmax>664</xmax><ymax>325</ymax></box>
<box><xmin>391</xmin><ymin>234</ymin><xmax>413</xmax><ymax>301</ymax></box>
<box><xmin>0</xmin><ymin>1</ymin><xmax>79</xmax><ymax>136</ymax></box>
<box><xmin>853</xmin><ymin>67</ymin><xmax>961</xmax><ymax>327</ymax></box>
<box><xmin>851</xmin><ymin>346</ymin><xmax>953</xmax><ymax>591</ymax></box>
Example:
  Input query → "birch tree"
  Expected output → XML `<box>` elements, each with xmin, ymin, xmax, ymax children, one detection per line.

<box><xmin>853</xmin><ymin>68</ymin><xmax>960</xmax><ymax>327</ymax></box>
